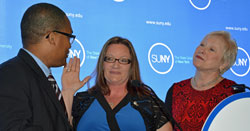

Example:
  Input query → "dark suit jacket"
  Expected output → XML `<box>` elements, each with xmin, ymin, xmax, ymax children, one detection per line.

<box><xmin>0</xmin><ymin>49</ymin><xmax>72</xmax><ymax>131</ymax></box>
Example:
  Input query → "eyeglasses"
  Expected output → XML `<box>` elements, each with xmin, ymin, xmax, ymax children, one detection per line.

<box><xmin>46</xmin><ymin>30</ymin><xmax>76</xmax><ymax>44</ymax></box>
<box><xmin>104</xmin><ymin>56</ymin><xmax>131</xmax><ymax>64</ymax></box>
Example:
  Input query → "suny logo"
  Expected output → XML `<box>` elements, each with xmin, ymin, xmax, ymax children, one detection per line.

<box><xmin>230</xmin><ymin>47</ymin><xmax>250</xmax><ymax>77</ymax></box>
<box><xmin>189</xmin><ymin>0</ymin><xmax>211</xmax><ymax>10</ymax></box>
<box><xmin>114</xmin><ymin>0</ymin><xmax>124</xmax><ymax>2</ymax></box>
<box><xmin>68</xmin><ymin>39</ymin><xmax>86</xmax><ymax>67</ymax></box>
<box><xmin>148</xmin><ymin>43</ymin><xmax>174</xmax><ymax>74</ymax></box>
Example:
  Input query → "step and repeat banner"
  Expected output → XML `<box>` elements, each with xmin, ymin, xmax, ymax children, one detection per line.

<box><xmin>0</xmin><ymin>0</ymin><xmax>249</xmax><ymax>100</ymax></box>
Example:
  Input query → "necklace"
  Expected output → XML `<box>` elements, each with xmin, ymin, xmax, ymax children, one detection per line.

<box><xmin>109</xmin><ymin>102</ymin><xmax>114</xmax><ymax>108</ymax></box>
<box><xmin>193</xmin><ymin>75</ymin><xmax>221</xmax><ymax>89</ymax></box>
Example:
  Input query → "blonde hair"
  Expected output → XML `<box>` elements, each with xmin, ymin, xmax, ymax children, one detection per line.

<box><xmin>205</xmin><ymin>31</ymin><xmax>238</xmax><ymax>74</ymax></box>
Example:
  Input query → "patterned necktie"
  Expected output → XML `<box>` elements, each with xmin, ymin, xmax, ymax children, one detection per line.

<box><xmin>48</xmin><ymin>74</ymin><xmax>67</xmax><ymax>116</ymax></box>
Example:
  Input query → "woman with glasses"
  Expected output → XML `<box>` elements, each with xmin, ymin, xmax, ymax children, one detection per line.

<box><xmin>66</xmin><ymin>36</ymin><xmax>173</xmax><ymax>131</ymax></box>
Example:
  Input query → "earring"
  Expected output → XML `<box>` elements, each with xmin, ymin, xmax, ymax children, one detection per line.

<box><xmin>219</xmin><ymin>68</ymin><xmax>223</xmax><ymax>74</ymax></box>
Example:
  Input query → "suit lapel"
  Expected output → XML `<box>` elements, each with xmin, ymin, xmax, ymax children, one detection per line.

<box><xmin>17</xmin><ymin>49</ymin><xmax>69</xmax><ymax>122</ymax></box>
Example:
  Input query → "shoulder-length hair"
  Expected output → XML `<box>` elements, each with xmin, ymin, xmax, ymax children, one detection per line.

<box><xmin>89</xmin><ymin>36</ymin><xmax>150</xmax><ymax>96</ymax></box>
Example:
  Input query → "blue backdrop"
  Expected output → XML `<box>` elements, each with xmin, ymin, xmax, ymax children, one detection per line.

<box><xmin>0</xmin><ymin>0</ymin><xmax>249</xmax><ymax>100</ymax></box>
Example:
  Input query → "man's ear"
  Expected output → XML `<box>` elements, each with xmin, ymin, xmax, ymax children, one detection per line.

<box><xmin>46</xmin><ymin>32</ymin><xmax>56</xmax><ymax>46</ymax></box>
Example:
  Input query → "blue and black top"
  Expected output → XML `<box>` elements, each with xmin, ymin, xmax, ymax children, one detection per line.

<box><xmin>72</xmin><ymin>89</ymin><xmax>171</xmax><ymax>131</ymax></box>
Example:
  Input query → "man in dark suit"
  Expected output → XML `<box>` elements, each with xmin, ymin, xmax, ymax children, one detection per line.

<box><xmin>0</xmin><ymin>3</ymin><xmax>76</xmax><ymax>131</ymax></box>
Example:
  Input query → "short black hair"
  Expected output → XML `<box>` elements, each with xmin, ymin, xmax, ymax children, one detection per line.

<box><xmin>21</xmin><ymin>3</ymin><xmax>67</xmax><ymax>47</ymax></box>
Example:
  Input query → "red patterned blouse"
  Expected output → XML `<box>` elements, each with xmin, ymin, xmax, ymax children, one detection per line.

<box><xmin>165</xmin><ymin>78</ymin><xmax>236</xmax><ymax>131</ymax></box>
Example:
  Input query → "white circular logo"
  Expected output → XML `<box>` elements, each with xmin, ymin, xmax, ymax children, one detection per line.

<box><xmin>114</xmin><ymin>0</ymin><xmax>124</xmax><ymax>2</ymax></box>
<box><xmin>68</xmin><ymin>38</ymin><xmax>86</xmax><ymax>67</ymax></box>
<box><xmin>230</xmin><ymin>47</ymin><xmax>250</xmax><ymax>77</ymax></box>
<box><xmin>189</xmin><ymin>0</ymin><xmax>211</xmax><ymax>10</ymax></box>
<box><xmin>148</xmin><ymin>43</ymin><xmax>174</xmax><ymax>74</ymax></box>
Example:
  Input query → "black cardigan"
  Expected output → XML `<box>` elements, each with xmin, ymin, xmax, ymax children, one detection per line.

<box><xmin>72</xmin><ymin>90</ymin><xmax>171</xmax><ymax>131</ymax></box>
